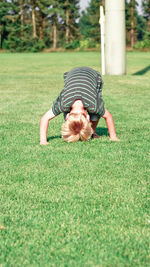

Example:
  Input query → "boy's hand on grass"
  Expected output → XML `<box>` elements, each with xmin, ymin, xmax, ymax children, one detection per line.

<box><xmin>40</xmin><ymin>141</ymin><xmax>49</xmax><ymax>145</ymax></box>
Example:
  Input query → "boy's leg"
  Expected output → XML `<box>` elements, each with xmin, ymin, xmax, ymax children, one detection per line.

<box><xmin>91</xmin><ymin>120</ymin><xmax>100</xmax><ymax>138</ymax></box>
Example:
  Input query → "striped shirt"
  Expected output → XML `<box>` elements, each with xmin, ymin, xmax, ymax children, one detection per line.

<box><xmin>52</xmin><ymin>67</ymin><xmax>105</xmax><ymax>119</ymax></box>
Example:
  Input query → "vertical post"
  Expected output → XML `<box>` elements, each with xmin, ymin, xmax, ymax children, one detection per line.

<box><xmin>100</xmin><ymin>6</ymin><xmax>105</xmax><ymax>75</ymax></box>
<box><xmin>105</xmin><ymin>0</ymin><xmax>126</xmax><ymax>75</ymax></box>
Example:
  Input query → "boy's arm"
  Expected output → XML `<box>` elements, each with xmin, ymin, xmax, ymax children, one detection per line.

<box><xmin>40</xmin><ymin>109</ymin><xmax>56</xmax><ymax>145</ymax></box>
<box><xmin>102</xmin><ymin>109</ymin><xmax>120</xmax><ymax>141</ymax></box>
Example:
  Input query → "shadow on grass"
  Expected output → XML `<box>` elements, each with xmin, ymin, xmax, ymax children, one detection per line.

<box><xmin>47</xmin><ymin>128</ymin><xmax>108</xmax><ymax>141</ymax></box>
<box><xmin>133</xmin><ymin>65</ymin><xmax>150</xmax><ymax>75</ymax></box>
<box><xmin>96</xmin><ymin>127</ymin><xmax>109</xmax><ymax>136</ymax></box>
<box><xmin>47</xmin><ymin>135</ymin><xmax>61</xmax><ymax>141</ymax></box>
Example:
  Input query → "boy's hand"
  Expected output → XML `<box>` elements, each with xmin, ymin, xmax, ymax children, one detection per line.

<box><xmin>40</xmin><ymin>141</ymin><xmax>49</xmax><ymax>145</ymax></box>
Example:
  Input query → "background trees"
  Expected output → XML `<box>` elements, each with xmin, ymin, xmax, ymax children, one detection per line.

<box><xmin>0</xmin><ymin>0</ymin><xmax>149</xmax><ymax>51</ymax></box>
<box><xmin>125</xmin><ymin>0</ymin><xmax>150</xmax><ymax>49</ymax></box>
<box><xmin>142</xmin><ymin>0</ymin><xmax>150</xmax><ymax>36</ymax></box>
<box><xmin>125</xmin><ymin>0</ymin><xmax>139</xmax><ymax>48</ymax></box>
<box><xmin>0</xmin><ymin>0</ymin><xmax>80</xmax><ymax>51</ymax></box>
<box><xmin>79</xmin><ymin>0</ymin><xmax>104</xmax><ymax>46</ymax></box>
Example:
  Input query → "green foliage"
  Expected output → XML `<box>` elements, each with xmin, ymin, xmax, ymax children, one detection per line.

<box><xmin>79</xmin><ymin>38</ymin><xmax>96</xmax><ymax>49</ymax></box>
<box><xmin>2</xmin><ymin>22</ymin><xmax>45</xmax><ymax>52</ymax></box>
<box><xmin>63</xmin><ymin>0</ymin><xmax>80</xmax><ymax>42</ymax></box>
<box><xmin>142</xmin><ymin>0</ymin><xmax>150</xmax><ymax>20</ymax></box>
<box><xmin>2</xmin><ymin>37</ymin><xmax>45</xmax><ymax>52</ymax></box>
<box><xmin>142</xmin><ymin>0</ymin><xmax>150</xmax><ymax>34</ymax></box>
<box><xmin>134</xmin><ymin>34</ymin><xmax>150</xmax><ymax>49</ymax></box>
<box><xmin>79</xmin><ymin>0</ymin><xmax>103</xmax><ymax>44</ymax></box>
<box><xmin>136</xmin><ymin>15</ymin><xmax>147</xmax><ymax>41</ymax></box>
<box><xmin>125</xmin><ymin>0</ymin><xmax>139</xmax><ymax>30</ymax></box>
<box><xmin>125</xmin><ymin>0</ymin><xmax>138</xmax><ymax>45</ymax></box>
<box><xmin>65</xmin><ymin>40</ymin><xmax>80</xmax><ymax>49</ymax></box>
<box><xmin>30</xmin><ymin>39</ymin><xmax>45</xmax><ymax>52</ymax></box>
<box><xmin>0</xmin><ymin>0</ymin><xmax>10</xmax><ymax>46</ymax></box>
<box><xmin>79</xmin><ymin>12</ymin><xmax>92</xmax><ymax>39</ymax></box>
<box><xmin>0</xmin><ymin>0</ymin><xmax>150</xmax><ymax>51</ymax></box>
<box><xmin>0</xmin><ymin>52</ymin><xmax>150</xmax><ymax>266</ymax></box>
<box><xmin>0</xmin><ymin>0</ymin><xmax>80</xmax><ymax>51</ymax></box>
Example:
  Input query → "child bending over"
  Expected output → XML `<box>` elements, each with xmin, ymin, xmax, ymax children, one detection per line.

<box><xmin>40</xmin><ymin>67</ymin><xmax>119</xmax><ymax>144</ymax></box>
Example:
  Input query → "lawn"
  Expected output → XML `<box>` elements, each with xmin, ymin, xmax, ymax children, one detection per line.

<box><xmin>0</xmin><ymin>51</ymin><xmax>150</xmax><ymax>266</ymax></box>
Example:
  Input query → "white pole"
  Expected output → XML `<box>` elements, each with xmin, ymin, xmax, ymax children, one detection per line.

<box><xmin>100</xmin><ymin>6</ymin><xmax>105</xmax><ymax>75</ymax></box>
<box><xmin>105</xmin><ymin>0</ymin><xmax>126</xmax><ymax>75</ymax></box>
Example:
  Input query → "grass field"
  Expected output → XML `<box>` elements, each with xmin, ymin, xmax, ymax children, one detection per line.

<box><xmin>0</xmin><ymin>51</ymin><xmax>150</xmax><ymax>266</ymax></box>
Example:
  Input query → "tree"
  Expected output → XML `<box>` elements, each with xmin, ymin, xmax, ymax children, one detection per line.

<box><xmin>0</xmin><ymin>0</ymin><xmax>10</xmax><ymax>48</ymax></box>
<box><xmin>136</xmin><ymin>14</ymin><xmax>147</xmax><ymax>41</ymax></box>
<box><xmin>125</xmin><ymin>0</ymin><xmax>139</xmax><ymax>48</ymax></box>
<box><xmin>45</xmin><ymin>0</ymin><xmax>64</xmax><ymax>49</ymax></box>
<box><xmin>63</xmin><ymin>0</ymin><xmax>70</xmax><ymax>44</ymax></box>
<box><xmin>68</xmin><ymin>0</ymin><xmax>80</xmax><ymax>42</ymax></box>
<box><xmin>142</xmin><ymin>0</ymin><xmax>150</xmax><ymax>32</ymax></box>
<box><xmin>4</xmin><ymin>0</ymin><xmax>22</xmax><ymax>50</ymax></box>
<box><xmin>60</xmin><ymin>0</ymin><xmax>80</xmax><ymax>47</ymax></box>
<box><xmin>79</xmin><ymin>0</ymin><xmax>103</xmax><ymax>44</ymax></box>
<box><xmin>20</xmin><ymin>0</ymin><xmax>24</xmax><ymax>36</ymax></box>
<box><xmin>35</xmin><ymin>0</ymin><xmax>49</xmax><ymax>40</ymax></box>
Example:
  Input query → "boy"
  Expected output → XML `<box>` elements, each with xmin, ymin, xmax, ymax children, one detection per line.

<box><xmin>40</xmin><ymin>67</ymin><xmax>119</xmax><ymax>144</ymax></box>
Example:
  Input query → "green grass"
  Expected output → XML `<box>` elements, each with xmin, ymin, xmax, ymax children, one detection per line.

<box><xmin>0</xmin><ymin>51</ymin><xmax>150</xmax><ymax>266</ymax></box>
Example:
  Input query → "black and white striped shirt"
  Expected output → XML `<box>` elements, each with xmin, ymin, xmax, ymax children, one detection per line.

<box><xmin>52</xmin><ymin>67</ymin><xmax>105</xmax><ymax>119</ymax></box>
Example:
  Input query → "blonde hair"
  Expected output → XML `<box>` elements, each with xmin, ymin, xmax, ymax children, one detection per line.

<box><xmin>62</xmin><ymin>113</ymin><xmax>93</xmax><ymax>142</ymax></box>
